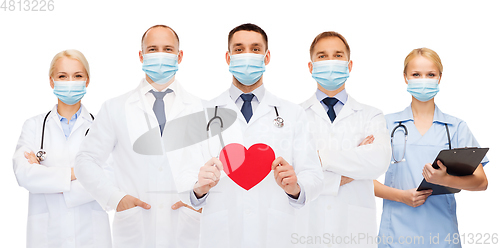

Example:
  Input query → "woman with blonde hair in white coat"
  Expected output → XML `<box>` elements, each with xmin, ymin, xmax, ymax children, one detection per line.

<box><xmin>13</xmin><ymin>49</ymin><xmax>112</xmax><ymax>248</ymax></box>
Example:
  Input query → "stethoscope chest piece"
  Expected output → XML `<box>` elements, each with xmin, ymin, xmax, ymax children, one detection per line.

<box><xmin>273</xmin><ymin>106</ymin><xmax>284</xmax><ymax>128</ymax></box>
<box><xmin>274</xmin><ymin>116</ymin><xmax>284</xmax><ymax>128</ymax></box>
<box><xmin>36</xmin><ymin>150</ymin><xmax>46</xmax><ymax>162</ymax></box>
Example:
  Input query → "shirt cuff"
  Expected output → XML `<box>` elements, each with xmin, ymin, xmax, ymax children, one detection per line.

<box><xmin>190</xmin><ymin>190</ymin><xmax>209</xmax><ymax>210</ymax></box>
<box><xmin>287</xmin><ymin>182</ymin><xmax>306</xmax><ymax>208</ymax></box>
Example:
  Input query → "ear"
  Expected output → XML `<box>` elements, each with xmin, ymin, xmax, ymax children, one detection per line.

<box><xmin>225</xmin><ymin>51</ymin><xmax>231</xmax><ymax>65</ymax></box>
<box><xmin>86</xmin><ymin>78</ymin><xmax>90</xmax><ymax>87</ymax></box>
<box><xmin>403</xmin><ymin>73</ymin><xmax>408</xmax><ymax>84</ymax></box>
<box><xmin>139</xmin><ymin>50</ymin><xmax>144</xmax><ymax>63</ymax></box>
<box><xmin>177</xmin><ymin>50</ymin><xmax>184</xmax><ymax>64</ymax></box>
<box><xmin>438</xmin><ymin>73</ymin><xmax>442</xmax><ymax>84</ymax></box>
<box><xmin>50</xmin><ymin>77</ymin><xmax>54</xmax><ymax>89</ymax></box>
<box><xmin>264</xmin><ymin>50</ymin><xmax>271</xmax><ymax>66</ymax></box>
<box><xmin>348</xmin><ymin>60</ymin><xmax>353</xmax><ymax>73</ymax></box>
<box><xmin>308</xmin><ymin>61</ymin><xmax>313</xmax><ymax>74</ymax></box>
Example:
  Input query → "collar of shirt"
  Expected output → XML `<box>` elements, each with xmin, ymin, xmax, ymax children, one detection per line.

<box><xmin>56</xmin><ymin>104</ymin><xmax>82</xmax><ymax>139</ymax></box>
<box><xmin>394</xmin><ymin>104</ymin><xmax>454</xmax><ymax>125</ymax></box>
<box><xmin>229</xmin><ymin>83</ymin><xmax>265</xmax><ymax>110</ymax></box>
<box><xmin>56</xmin><ymin>104</ymin><xmax>82</xmax><ymax>122</ymax></box>
<box><xmin>139</xmin><ymin>78</ymin><xmax>177</xmax><ymax>114</ymax></box>
<box><xmin>315</xmin><ymin>88</ymin><xmax>348</xmax><ymax>113</ymax></box>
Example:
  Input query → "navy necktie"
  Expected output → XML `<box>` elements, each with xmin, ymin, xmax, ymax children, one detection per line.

<box><xmin>322</xmin><ymin>97</ymin><xmax>339</xmax><ymax>123</ymax></box>
<box><xmin>240</xmin><ymin>93</ymin><xmax>255</xmax><ymax>123</ymax></box>
<box><xmin>150</xmin><ymin>89</ymin><xmax>173</xmax><ymax>135</ymax></box>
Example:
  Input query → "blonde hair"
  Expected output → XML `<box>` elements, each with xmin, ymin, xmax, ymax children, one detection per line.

<box><xmin>49</xmin><ymin>49</ymin><xmax>90</xmax><ymax>78</ymax></box>
<box><xmin>403</xmin><ymin>48</ymin><xmax>443</xmax><ymax>75</ymax></box>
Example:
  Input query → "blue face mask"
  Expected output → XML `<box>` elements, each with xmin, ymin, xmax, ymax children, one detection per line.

<box><xmin>228</xmin><ymin>53</ymin><xmax>266</xmax><ymax>86</ymax></box>
<box><xmin>406</xmin><ymin>78</ymin><xmax>440</xmax><ymax>102</ymax></box>
<box><xmin>53</xmin><ymin>80</ymin><xmax>87</xmax><ymax>105</ymax></box>
<box><xmin>142</xmin><ymin>52</ymin><xmax>179</xmax><ymax>85</ymax></box>
<box><xmin>311</xmin><ymin>60</ymin><xmax>350</xmax><ymax>91</ymax></box>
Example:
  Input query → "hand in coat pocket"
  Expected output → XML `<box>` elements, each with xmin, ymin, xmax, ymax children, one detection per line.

<box><xmin>116</xmin><ymin>195</ymin><xmax>151</xmax><ymax>212</ymax></box>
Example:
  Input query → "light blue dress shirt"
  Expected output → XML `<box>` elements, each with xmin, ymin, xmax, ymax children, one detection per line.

<box><xmin>379</xmin><ymin>104</ymin><xmax>489</xmax><ymax>248</ymax></box>
<box><xmin>56</xmin><ymin>105</ymin><xmax>82</xmax><ymax>139</ymax></box>
<box><xmin>315</xmin><ymin>88</ymin><xmax>348</xmax><ymax>116</ymax></box>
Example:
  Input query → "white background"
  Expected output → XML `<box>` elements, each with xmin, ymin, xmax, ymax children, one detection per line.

<box><xmin>1</xmin><ymin>0</ymin><xmax>499</xmax><ymax>247</ymax></box>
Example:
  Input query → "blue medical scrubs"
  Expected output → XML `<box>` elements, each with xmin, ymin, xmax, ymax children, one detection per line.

<box><xmin>378</xmin><ymin>105</ymin><xmax>489</xmax><ymax>248</ymax></box>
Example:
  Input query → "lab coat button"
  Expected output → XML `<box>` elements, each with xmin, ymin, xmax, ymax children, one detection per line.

<box><xmin>159</xmin><ymin>167</ymin><xmax>163</xmax><ymax>172</ymax></box>
<box><xmin>327</xmin><ymin>205</ymin><xmax>332</xmax><ymax>210</ymax></box>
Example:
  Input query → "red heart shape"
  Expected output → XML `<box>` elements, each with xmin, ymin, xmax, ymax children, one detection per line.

<box><xmin>219</xmin><ymin>143</ymin><xmax>275</xmax><ymax>191</ymax></box>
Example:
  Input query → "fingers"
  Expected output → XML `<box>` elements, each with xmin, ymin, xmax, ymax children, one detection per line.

<box><xmin>437</xmin><ymin>160</ymin><xmax>446</xmax><ymax>169</ymax></box>
<box><xmin>206</xmin><ymin>157</ymin><xmax>224</xmax><ymax>172</ymax></box>
<box><xmin>171</xmin><ymin>201</ymin><xmax>186</xmax><ymax>210</ymax></box>
<box><xmin>358</xmin><ymin>135</ymin><xmax>375</xmax><ymax>146</ymax></box>
<box><xmin>272</xmin><ymin>157</ymin><xmax>289</xmax><ymax>170</ymax></box>
<box><xmin>135</xmin><ymin>198</ymin><xmax>151</xmax><ymax>210</ymax></box>
<box><xmin>24</xmin><ymin>151</ymin><xmax>40</xmax><ymax>164</ymax></box>
<box><xmin>317</xmin><ymin>150</ymin><xmax>323</xmax><ymax>167</ymax></box>
<box><xmin>274</xmin><ymin>164</ymin><xmax>297</xmax><ymax>186</ymax></box>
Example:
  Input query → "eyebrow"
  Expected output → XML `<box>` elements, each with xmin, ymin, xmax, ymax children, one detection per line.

<box><xmin>315</xmin><ymin>50</ymin><xmax>345</xmax><ymax>56</ymax></box>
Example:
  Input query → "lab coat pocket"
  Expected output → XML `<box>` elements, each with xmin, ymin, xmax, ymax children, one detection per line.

<box><xmin>27</xmin><ymin>212</ymin><xmax>49</xmax><ymax>248</ymax></box>
<box><xmin>266</xmin><ymin>208</ymin><xmax>295</xmax><ymax>248</ymax></box>
<box><xmin>347</xmin><ymin>205</ymin><xmax>377</xmax><ymax>247</ymax></box>
<box><xmin>200</xmin><ymin>210</ymin><xmax>229</xmax><ymax>248</ymax></box>
<box><xmin>176</xmin><ymin>207</ymin><xmax>201</xmax><ymax>248</ymax></box>
<box><xmin>112</xmin><ymin>206</ymin><xmax>145</xmax><ymax>248</ymax></box>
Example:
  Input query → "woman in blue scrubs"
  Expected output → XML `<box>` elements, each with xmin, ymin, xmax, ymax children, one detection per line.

<box><xmin>374</xmin><ymin>48</ymin><xmax>488</xmax><ymax>248</ymax></box>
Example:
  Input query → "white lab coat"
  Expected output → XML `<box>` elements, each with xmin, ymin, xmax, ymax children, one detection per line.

<box><xmin>13</xmin><ymin>105</ymin><xmax>112</xmax><ymax>248</ymax></box>
<box><xmin>186</xmin><ymin>88</ymin><xmax>324</xmax><ymax>248</ymax></box>
<box><xmin>297</xmin><ymin>94</ymin><xmax>391</xmax><ymax>248</ymax></box>
<box><xmin>75</xmin><ymin>79</ymin><xmax>203</xmax><ymax>248</ymax></box>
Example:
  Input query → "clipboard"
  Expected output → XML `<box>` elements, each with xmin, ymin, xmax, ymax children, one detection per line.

<box><xmin>417</xmin><ymin>147</ymin><xmax>489</xmax><ymax>195</ymax></box>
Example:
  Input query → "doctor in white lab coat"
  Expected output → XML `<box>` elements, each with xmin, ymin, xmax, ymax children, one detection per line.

<box><xmin>13</xmin><ymin>49</ymin><xmax>112</xmax><ymax>248</ymax></box>
<box><xmin>298</xmin><ymin>32</ymin><xmax>391</xmax><ymax>248</ymax></box>
<box><xmin>75</xmin><ymin>25</ymin><xmax>203</xmax><ymax>248</ymax></box>
<box><xmin>186</xmin><ymin>23</ymin><xmax>324</xmax><ymax>248</ymax></box>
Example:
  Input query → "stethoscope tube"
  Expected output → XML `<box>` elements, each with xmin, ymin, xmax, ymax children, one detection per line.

<box><xmin>36</xmin><ymin>110</ymin><xmax>94</xmax><ymax>162</ymax></box>
<box><xmin>390</xmin><ymin>121</ymin><xmax>451</xmax><ymax>164</ymax></box>
<box><xmin>205</xmin><ymin>105</ymin><xmax>283</xmax><ymax>157</ymax></box>
<box><xmin>390</xmin><ymin>122</ymin><xmax>408</xmax><ymax>164</ymax></box>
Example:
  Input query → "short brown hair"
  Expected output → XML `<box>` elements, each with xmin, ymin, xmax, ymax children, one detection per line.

<box><xmin>309</xmin><ymin>31</ymin><xmax>350</xmax><ymax>60</ymax></box>
<box><xmin>228</xmin><ymin>23</ymin><xmax>268</xmax><ymax>51</ymax></box>
<box><xmin>141</xmin><ymin>25</ymin><xmax>179</xmax><ymax>50</ymax></box>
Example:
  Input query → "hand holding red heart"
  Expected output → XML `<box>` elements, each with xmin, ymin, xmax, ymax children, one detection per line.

<box><xmin>194</xmin><ymin>157</ymin><xmax>223</xmax><ymax>198</ymax></box>
<box><xmin>272</xmin><ymin>156</ymin><xmax>301</xmax><ymax>198</ymax></box>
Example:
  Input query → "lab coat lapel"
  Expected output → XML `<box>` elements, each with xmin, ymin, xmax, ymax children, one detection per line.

<box><xmin>332</xmin><ymin>94</ymin><xmax>361</xmax><ymax>125</ymax></box>
<box><xmin>69</xmin><ymin>105</ymin><xmax>92</xmax><ymax>137</ymax></box>
<box><xmin>166</xmin><ymin>85</ymin><xmax>187</xmax><ymax>122</ymax></box>
<box><xmin>47</xmin><ymin>105</ymin><xmax>64</xmax><ymax>135</ymax></box>
<box><xmin>303</xmin><ymin>94</ymin><xmax>331</xmax><ymax>124</ymax></box>
<box><xmin>247</xmin><ymin>89</ymin><xmax>278</xmax><ymax>126</ymax></box>
<box><xmin>213</xmin><ymin>90</ymin><xmax>247</xmax><ymax>125</ymax></box>
<box><xmin>125</xmin><ymin>82</ymin><xmax>161</xmax><ymax>149</ymax></box>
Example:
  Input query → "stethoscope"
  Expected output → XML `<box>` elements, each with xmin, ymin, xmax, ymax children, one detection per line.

<box><xmin>390</xmin><ymin>121</ymin><xmax>451</xmax><ymax>164</ymax></box>
<box><xmin>36</xmin><ymin>111</ymin><xmax>94</xmax><ymax>162</ymax></box>
<box><xmin>205</xmin><ymin>105</ymin><xmax>283</xmax><ymax>157</ymax></box>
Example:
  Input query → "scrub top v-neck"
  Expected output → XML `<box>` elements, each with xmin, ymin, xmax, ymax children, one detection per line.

<box><xmin>379</xmin><ymin>104</ymin><xmax>489</xmax><ymax>248</ymax></box>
